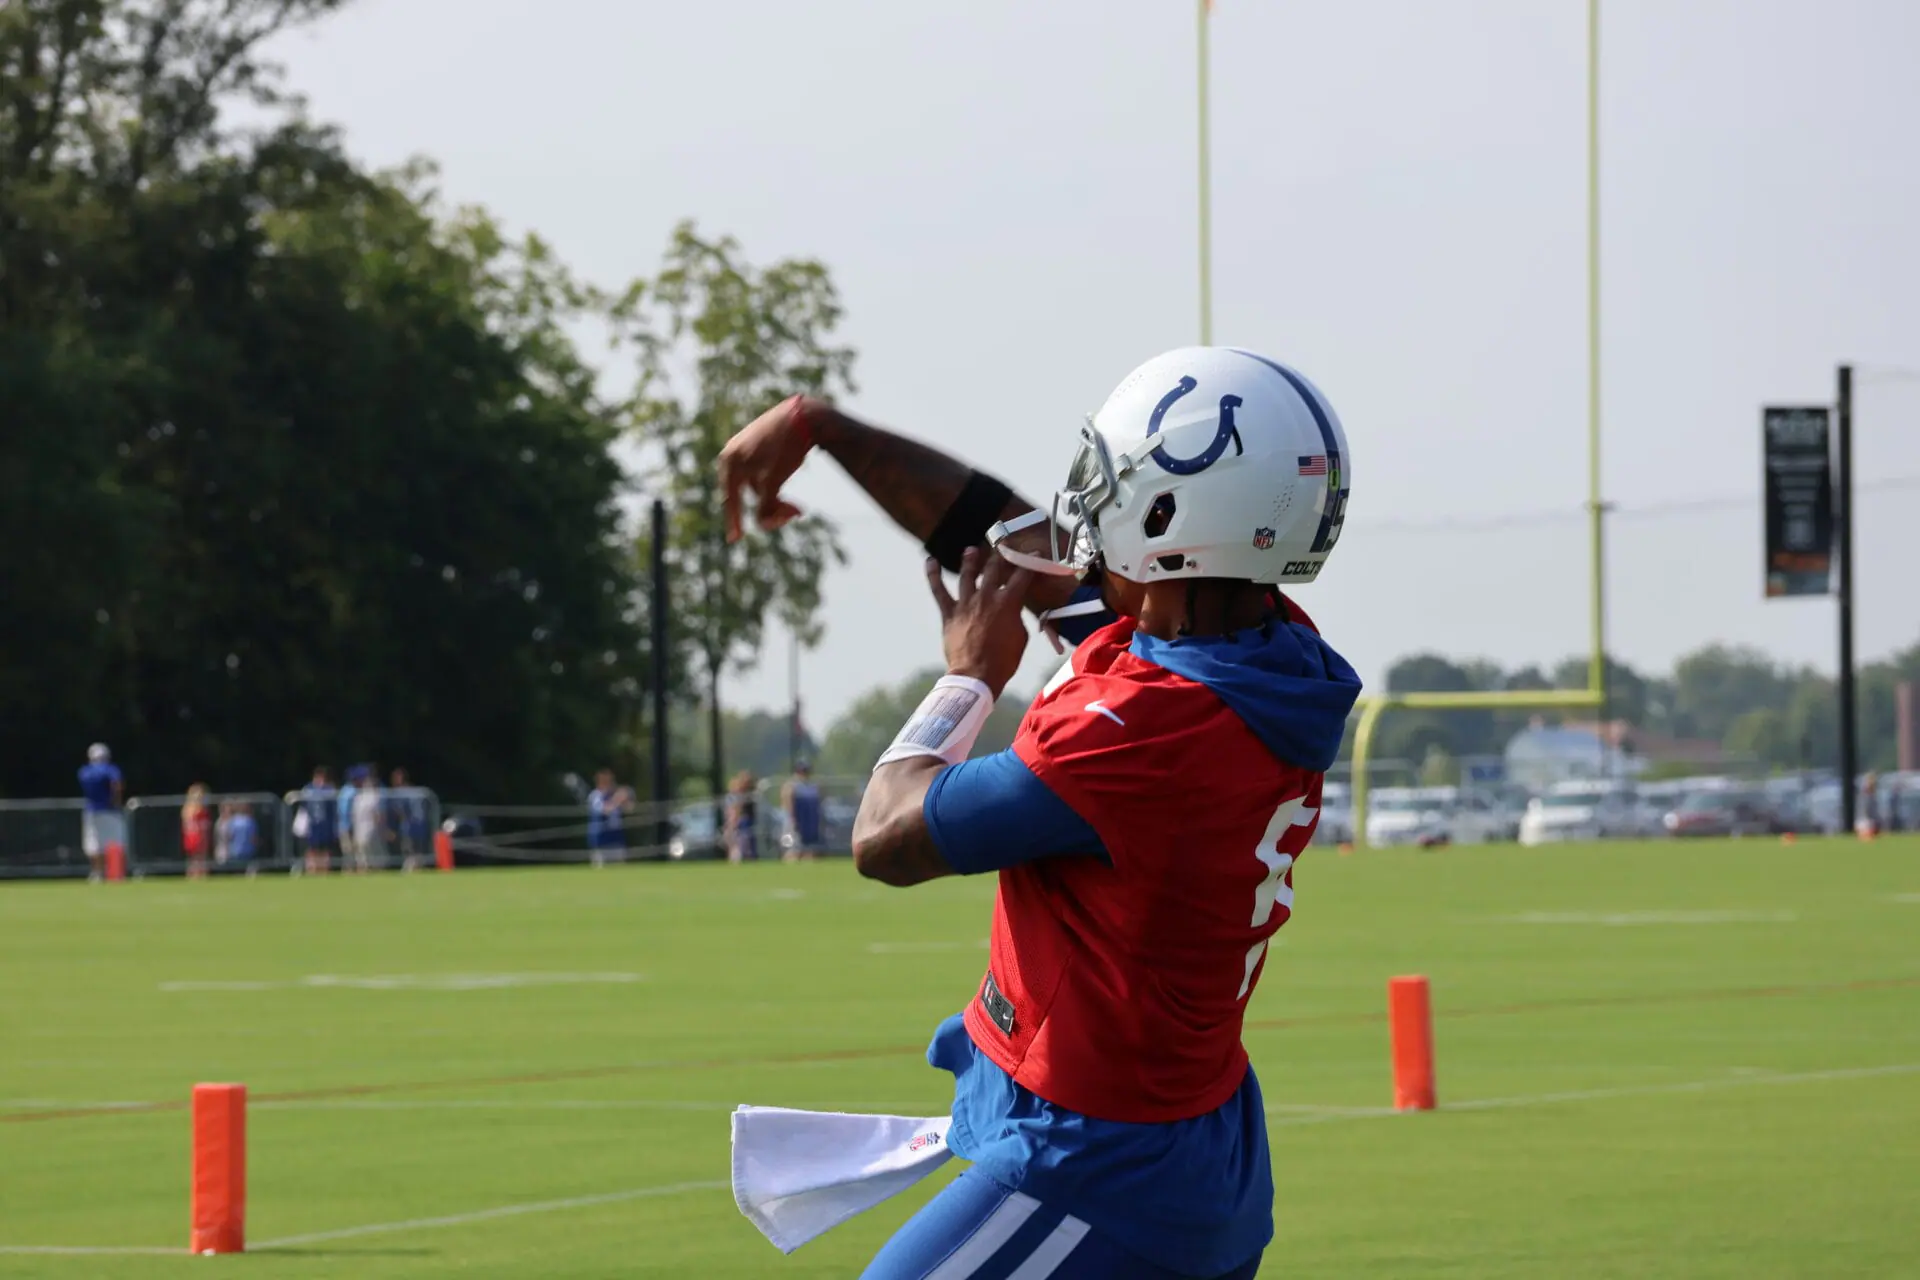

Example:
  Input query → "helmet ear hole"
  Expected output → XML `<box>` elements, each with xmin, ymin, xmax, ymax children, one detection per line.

<box><xmin>1142</xmin><ymin>493</ymin><xmax>1177</xmax><ymax>540</ymax></box>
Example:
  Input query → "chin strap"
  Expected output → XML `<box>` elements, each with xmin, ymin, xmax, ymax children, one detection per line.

<box><xmin>1035</xmin><ymin>596</ymin><xmax>1110</xmax><ymax>654</ymax></box>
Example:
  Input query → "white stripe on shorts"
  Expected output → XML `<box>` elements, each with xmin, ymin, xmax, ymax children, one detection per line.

<box><xmin>924</xmin><ymin>1191</ymin><xmax>1041</xmax><ymax>1279</ymax></box>
<box><xmin>1004</xmin><ymin>1214</ymin><xmax>1092</xmax><ymax>1280</ymax></box>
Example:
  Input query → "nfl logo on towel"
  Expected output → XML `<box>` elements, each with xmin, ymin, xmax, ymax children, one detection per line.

<box><xmin>1252</xmin><ymin>527</ymin><xmax>1276</xmax><ymax>550</ymax></box>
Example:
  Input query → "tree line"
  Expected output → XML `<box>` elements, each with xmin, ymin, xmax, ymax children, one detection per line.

<box><xmin>1</xmin><ymin>0</ymin><xmax>838</xmax><ymax>802</ymax></box>
<box><xmin>699</xmin><ymin>640</ymin><xmax>1917</xmax><ymax>789</ymax></box>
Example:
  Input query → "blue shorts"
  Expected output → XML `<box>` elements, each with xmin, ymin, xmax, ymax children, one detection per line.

<box><xmin>861</xmin><ymin>1169</ymin><xmax>1263</xmax><ymax>1280</ymax></box>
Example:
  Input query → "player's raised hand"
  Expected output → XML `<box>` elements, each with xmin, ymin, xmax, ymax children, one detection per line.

<box><xmin>717</xmin><ymin>395</ymin><xmax>816</xmax><ymax>543</ymax></box>
<box><xmin>926</xmin><ymin>547</ymin><xmax>1035</xmax><ymax>698</ymax></box>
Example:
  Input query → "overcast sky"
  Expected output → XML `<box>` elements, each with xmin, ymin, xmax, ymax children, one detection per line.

<box><xmin>266</xmin><ymin>0</ymin><xmax>1920</xmax><ymax>729</ymax></box>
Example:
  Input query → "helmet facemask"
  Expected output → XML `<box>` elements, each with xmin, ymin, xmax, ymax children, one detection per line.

<box><xmin>987</xmin><ymin>421</ymin><xmax>1144</xmax><ymax>652</ymax></box>
<box><xmin>989</xmin><ymin>420</ymin><xmax>1134</xmax><ymax>578</ymax></box>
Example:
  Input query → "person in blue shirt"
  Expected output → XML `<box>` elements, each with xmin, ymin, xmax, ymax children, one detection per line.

<box><xmin>298</xmin><ymin>766</ymin><xmax>339</xmax><ymax>875</ymax></box>
<box><xmin>781</xmin><ymin>759</ymin><xmax>826</xmax><ymax>861</ymax></box>
<box><xmin>386</xmin><ymin>766</ymin><xmax>431</xmax><ymax>871</ymax></box>
<box><xmin>77</xmin><ymin>743</ymin><xmax>125</xmax><ymax>883</ymax></box>
<box><xmin>336</xmin><ymin>766</ymin><xmax>363</xmax><ymax>869</ymax></box>
<box><xmin>223</xmin><ymin>801</ymin><xmax>259</xmax><ymax>871</ymax></box>
<box><xmin>587</xmin><ymin>769</ymin><xmax>632</xmax><ymax>863</ymax></box>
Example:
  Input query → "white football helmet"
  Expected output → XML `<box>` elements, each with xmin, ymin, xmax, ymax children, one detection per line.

<box><xmin>991</xmin><ymin>347</ymin><xmax>1351</xmax><ymax>587</ymax></box>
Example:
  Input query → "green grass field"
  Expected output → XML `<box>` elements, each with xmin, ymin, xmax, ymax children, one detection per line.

<box><xmin>3</xmin><ymin>838</ymin><xmax>1917</xmax><ymax>1278</ymax></box>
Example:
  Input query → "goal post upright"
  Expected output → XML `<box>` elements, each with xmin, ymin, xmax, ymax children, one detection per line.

<box><xmin>1351</xmin><ymin>0</ymin><xmax>1608</xmax><ymax>846</ymax></box>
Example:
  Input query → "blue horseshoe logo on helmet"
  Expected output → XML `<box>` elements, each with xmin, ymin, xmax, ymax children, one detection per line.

<box><xmin>1146</xmin><ymin>377</ymin><xmax>1244</xmax><ymax>476</ymax></box>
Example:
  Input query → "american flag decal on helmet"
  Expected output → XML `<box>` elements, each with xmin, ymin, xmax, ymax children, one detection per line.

<box><xmin>1297</xmin><ymin>454</ymin><xmax>1327</xmax><ymax>476</ymax></box>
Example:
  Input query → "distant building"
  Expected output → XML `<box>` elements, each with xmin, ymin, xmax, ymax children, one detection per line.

<box><xmin>1503</xmin><ymin>719</ymin><xmax>1725</xmax><ymax>789</ymax></box>
<box><xmin>1504</xmin><ymin>724</ymin><xmax>1626</xmax><ymax>789</ymax></box>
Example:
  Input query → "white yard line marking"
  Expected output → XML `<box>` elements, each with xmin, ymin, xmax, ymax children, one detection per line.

<box><xmin>0</xmin><ymin>1245</ymin><xmax>179</xmax><ymax>1256</ymax></box>
<box><xmin>1266</xmin><ymin>1062</ymin><xmax>1920</xmax><ymax>1129</ymax></box>
<box><xmin>257</xmin><ymin>1098</ymin><xmax>736</xmax><ymax>1112</ymax></box>
<box><xmin>251</xmin><ymin>1180</ymin><xmax>729</xmax><ymax>1250</ymax></box>
<box><xmin>866</xmin><ymin>940</ymin><xmax>988</xmax><ymax>954</ymax></box>
<box><xmin>3</xmin><ymin>1096</ymin><xmax>951</xmax><ymax>1119</ymax></box>
<box><xmin>1263</xmin><ymin>1102</ymin><xmax>1400</xmax><ymax>1116</ymax></box>
<box><xmin>254</xmin><ymin>1098</ymin><xmax>948</xmax><ymax>1115</ymax></box>
<box><xmin>160</xmin><ymin>972</ymin><xmax>643</xmax><ymax>993</ymax></box>
<box><xmin>1497</xmin><ymin>910</ymin><xmax>1797</xmax><ymax>926</ymax></box>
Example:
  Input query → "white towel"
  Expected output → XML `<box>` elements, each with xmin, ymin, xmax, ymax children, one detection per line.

<box><xmin>731</xmin><ymin>1105</ymin><xmax>954</xmax><ymax>1253</ymax></box>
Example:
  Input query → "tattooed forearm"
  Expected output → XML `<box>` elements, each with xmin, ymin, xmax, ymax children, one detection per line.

<box><xmin>813</xmin><ymin>409</ymin><xmax>979</xmax><ymax>544</ymax></box>
<box><xmin>850</xmin><ymin>758</ymin><xmax>954</xmax><ymax>887</ymax></box>
<box><xmin>811</xmin><ymin>407</ymin><xmax>1079</xmax><ymax>612</ymax></box>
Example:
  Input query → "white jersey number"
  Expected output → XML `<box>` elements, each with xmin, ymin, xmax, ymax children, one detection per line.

<box><xmin>1238</xmin><ymin>797</ymin><xmax>1309</xmax><ymax>999</ymax></box>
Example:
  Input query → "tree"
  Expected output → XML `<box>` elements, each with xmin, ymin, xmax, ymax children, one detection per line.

<box><xmin>815</xmin><ymin>668</ymin><xmax>1027</xmax><ymax>779</ymax></box>
<box><xmin>1858</xmin><ymin>642</ymin><xmax>1920</xmax><ymax>772</ymax></box>
<box><xmin>1379</xmin><ymin>653</ymin><xmax>1502</xmax><ymax>761</ymax></box>
<box><xmin>1666</xmin><ymin>645</ymin><xmax>1795</xmax><ymax>744</ymax></box>
<box><xmin>623</xmin><ymin>223</ymin><xmax>852</xmax><ymax>799</ymax></box>
<box><xmin>0</xmin><ymin>0</ymin><xmax>645</xmax><ymax>799</ymax></box>
<box><xmin>675</xmin><ymin>707</ymin><xmax>819</xmax><ymax>786</ymax></box>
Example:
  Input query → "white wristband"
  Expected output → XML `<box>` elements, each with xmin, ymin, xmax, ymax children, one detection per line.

<box><xmin>875</xmin><ymin>675</ymin><xmax>996</xmax><ymax>770</ymax></box>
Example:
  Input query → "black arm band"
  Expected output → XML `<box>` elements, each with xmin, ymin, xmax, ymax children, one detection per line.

<box><xmin>923</xmin><ymin>471</ymin><xmax>1016</xmax><ymax>572</ymax></box>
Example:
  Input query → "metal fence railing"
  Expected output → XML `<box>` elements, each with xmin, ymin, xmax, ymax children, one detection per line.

<box><xmin>125</xmin><ymin>792</ymin><xmax>288</xmax><ymax>876</ymax></box>
<box><xmin>0</xmin><ymin>799</ymin><xmax>93</xmax><ymax>880</ymax></box>
<box><xmin>435</xmin><ymin>776</ymin><xmax>865</xmax><ymax>869</ymax></box>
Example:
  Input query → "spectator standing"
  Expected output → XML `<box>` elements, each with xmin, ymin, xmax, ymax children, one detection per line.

<box><xmin>781</xmin><ymin>760</ymin><xmax>825</xmax><ymax>863</ymax></box>
<box><xmin>77</xmin><ymin>743</ymin><xmax>125</xmax><ymax>883</ymax></box>
<box><xmin>349</xmin><ymin>765</ymin><xmax>389</xmax><ymax>872</ymax></box>
<box><xmin>181</xmin><ymin>783</ymin><xmax>214</xmax><ymax>880</ymax></box>
<box><xmin>387</xmin><ymin>767</ymin><xmax>431</xmax><ymax>872</ymax></box>
<box><xmin>335</xmin><ymin>766</ymin><xmax>361</xmax><ymax>870</ymax></box>
<box><xmin>725</xmin><ymin>771</ymin><xmax>760</xmax><ymax>864</ymax></box>
<box><xmin>224</xmin><ymin>802</ymin><xmax>259</xmax><ymax>875</ymax></box>
<box><xmin>214</xmin><ymin>801</ymin><xmax>235</xmax><ymax>867</ymax></box>
<box><xmin>588</xmin><ymin>769</ymin><xmax>633</xmax><ymax>864</ymax></box>
<box><xmin>296</xmin><ymin>766</ymin><xmax>339</xmax><ymax>875</ymax></box>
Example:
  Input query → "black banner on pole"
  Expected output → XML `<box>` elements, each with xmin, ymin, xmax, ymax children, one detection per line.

<box><xmin>1762</xmin><ymin>406</ymin><xmax>1834</xmax><ymax>598</ymax></box>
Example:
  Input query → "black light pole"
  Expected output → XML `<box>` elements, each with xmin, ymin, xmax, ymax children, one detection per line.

<box><xmin>788</xmin><ymin>631</ymin><xmax>801</xmax><ymax>776</ymax></box>
<box><xmin>1835</xmin><ymin>365</ymin><xmax>1858</xmax><ymax>834</ymax></box>
<box><xmin>649</xmin><ymin>498</ymin><xmax>672</xmax><ymax>842</ymax></box>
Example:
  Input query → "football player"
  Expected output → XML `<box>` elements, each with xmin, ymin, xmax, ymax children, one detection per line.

<box><xmin>719</xmin><ymin>347</ymin><xmax>1362</xmax><ymax>1280</ymax></box>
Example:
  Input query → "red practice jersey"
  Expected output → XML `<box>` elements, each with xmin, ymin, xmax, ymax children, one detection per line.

<box><xmin>968</xmin><ymin>619</ymin><xmax>1326</xmax><ymax>1124</ymax></box>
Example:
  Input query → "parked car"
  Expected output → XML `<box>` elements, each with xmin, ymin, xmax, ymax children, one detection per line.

<box><xmin>1663</xmin><ymin>789</ymin><xmax>1787</xmax><ymax>838</ymax></box>
<box><xmin>1365</xmin><ymin>788</ymin><xmax>1443</xmax><ymax>847</ymax></box>
<box><xmin>1367</xmin><ymin>786</ymin><xmax>1504</xmax><ymax>847</ymax></box>
<box><xmin>1519</xmin><ymin>781</ymin><xmax>1637</xmax><ymax>845</ymax></box>
<box><xmin>1479</xmin><ymin>786</ymin><xmax>1531</xmax><ymax>842</ymax></box>
<box><xmin>1760</xmin><ymin>775</ymin><xmax>1825</xmax><ymax>833</ymax></box>
<box><xmin>1315</xmin><ymin>782</ymin><xmax>1355</xmax><ymax>846</ymax></box>
<box><xmin>1450</xmin><ymin>788</ymin><xmax>1513</xmax><ymax>843</ymax></box>
<box><xmin>1631</xmin><ymin>780</ymin><xmax>1690</xmax><ymax>837</ymax></box>
<box><xmin>1801</xmin><ymin>776</ymin><xmax>1903</xmax><ymax>835</ymax></box>
<box><xmin>1886</xmin><ymin>773</ymin><xmax>1920</xmax><ymax>832</ymax></box>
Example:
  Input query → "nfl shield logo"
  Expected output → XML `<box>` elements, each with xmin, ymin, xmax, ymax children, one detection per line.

<box><xmin>1252</xmin><ymin>527</ymin><xmax>1276</xmax><ymax>550</ymax></box>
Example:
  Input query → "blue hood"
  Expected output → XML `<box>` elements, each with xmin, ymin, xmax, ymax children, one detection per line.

<box><xmin>1131</xmin><ymin>617</ymin><xmax>1362</xmax><ymax>773</ymax></box>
